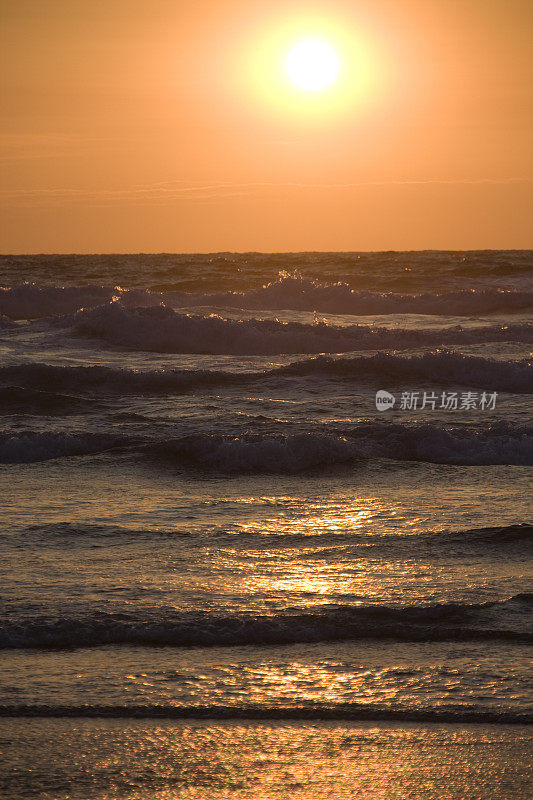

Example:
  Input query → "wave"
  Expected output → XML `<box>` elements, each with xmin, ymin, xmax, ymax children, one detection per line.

<box><xmin>1</xmin><ymin>274</ymin><xmax>532</xmax><ymax>318</ymax></box>
<box><xmin>13</xmin><ymin>521</ymin><xmax>531</xmax><ymax>557</ymax></box>
<box><xmin>444</xmin><ymin>523</ymin><xmax>533</xmax><ymax>546</ymax></box>
<box><xmin>0</xmin><ymin>283</ymin><xmax>115</xmax><ymax>319</ymax></box>
<box><xmin>53</xmin><ymin>302</ymin><xmax>533</xmax><ymax>355</ymax></box>
<box><xmin>1</xmin><ymin>594</ymin><xmax>530</xmax><ymax>650</ymax></box>
<box><xmin>276</xmin><ymin>351</ymin><xmax>533</xmax><ymax>392</ymax></box>
<box><xmin>151</xmin><ymin>424</ymin><xmax>533</xmax><ymax>469</ymax></box>
<box><xmin>0</xmin><ymin>386</ymin><xmax>92</xmax><ymax>415</ymax></box>
<box><xmin>1</xmin><ymin>423</ymin><xmax>531</xmax><ymax>467</ymax></box>
<box><xmin>0</xmin><ymin>430</ymin><xmax>356</xmax><ymax>469</ymax></box>
<box><xmin>14</xmin><ymin>521</ymin><xmax>179</xmax><ymax>543</ymax></box>
<box><xmin>0</xmin><ymin>431</ymin><xmax>120</xmax><ymax>464</ymax></box>
<box><xmin>166</xmin><ymin>272</ymin><xmax>533</xmax><ymax>315</ymax></box>
<box><xmin>0</xmin><ymin>704</ymin><xmax>529</xmax><ymax>725</ymax></box>
<box><xmin>343</xmin><ymin>421</ymin><xmax>532</xmax><ymax>467</ymax></box>
<box><xmin>2</xmin><ymin>351</ymin><xmax>531</xmax><ymax>397</ymax></box>
<box><xmin>0</xmin><ymin>362</ymin><xmax>235</xmax><ymax>395</ymax></box>
<box><xmin>153</xmin><ymin>432</ymin><xmax>357</xmax><ymax>472</ymax></box>
<box><xmin>358</xmin><ymin>523</ymin><xmax>533</xmax><ymax>558</ymax></box>
<box><xmin>0</xmin><ymin>313</ymin><xmax>17</xmax><ymax>329</ymax></box>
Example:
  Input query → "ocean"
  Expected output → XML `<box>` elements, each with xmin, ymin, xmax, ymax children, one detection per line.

<box><xmin>0</xmin><ymin>251</ymin><xmax>531</xmax><ymax>799</ymax></box>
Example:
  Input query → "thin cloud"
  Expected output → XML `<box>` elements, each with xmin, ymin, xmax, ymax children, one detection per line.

<box><xmin>1</xmin><ymin>178</ymin><xmax>531</xmax><ymax>206</ymax></box>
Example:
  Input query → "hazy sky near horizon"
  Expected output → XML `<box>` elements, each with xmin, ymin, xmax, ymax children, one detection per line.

<box><xmin>1</xmin><ymin>0</ymin><xmax>532</xmax><ymax>252</ymax></box>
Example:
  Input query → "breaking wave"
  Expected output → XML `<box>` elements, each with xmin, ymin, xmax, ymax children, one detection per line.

<box><xmin>152</xmin><ymin>424</ymin><xmax>533</xmax><ymax>470</ymax></box>
<box><xmin>2</xmin><ymin>423</ymin><xmax>529</xmax><ymax>467</ymax></box>
<box><xmin>51</xmin><ymin>302</ymin><xmax>533</xmax><ymax>355</ymax></box>
<box><xmin>0</xmin><ymin>284</ymin><xmax>115</xmax><ymax>319</ymax></box>
<box><xmin>276</xmin><ymin>350</ymin><xmax>533</xmax><ymax>392</ymax></box>
<box><xmin>1</xmin><ymin>594</ymin><xmax>530</xmax><ymax>650</ymax></box>
<box><xmin>1</xmin><ymin>274</ymin><xmax>532</xmax><ymax>318</ymax></box>
<box><xmin>154</xmin><ymin>432</ymin><xmax>356</xmax><ymax>472</ymax></box>
<box><xmin>166</xmin><ymin>273</ymin><xmax>533</xmax><ymax>316</ymax></box>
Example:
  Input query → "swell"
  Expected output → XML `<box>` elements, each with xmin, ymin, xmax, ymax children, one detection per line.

<box><xmin>0</xmin><ymin>431</ymin><xmax>122</xmax><ymax>463</ymax></box>
<box><xmin>275</xmin><ymin>351</ymin><xmax>533</xmax><ymax>392</ymax></box>
<box><xmin>153</xmin><ymin>424</ymin><xmax>533</xmax><ymax>469</ymax></box>
<box><xmin>163</xmin><ymin>273</ymin><xmax>533</xmax><ymax>316</ymax></box>
<box><xmin>1</xmin><ymin>274</ymin><xmax>532</xmax><ymax>318</ymax></box>
<box><xmin>0</xmin><ymin>386</ymin><xmax>92</xmax><ymax>415</ymax></box>
<box><xmin>1</xmin><ymin>595</ymin><xmax>530</xmax><ymax>650</ymax></box>
<box><xmin>1</xmin><ymin>351</ymin><xmax>531</xmax><ymax>397</ymax></box>
<box><xmin>52</xmin><ymin>302</ymin><xmax>533</xmax><ymax>355</ymax></box>
<box><xmin>0</xmin><ymin>704</ymin><xmax>529</xmax><ymax>725</ymax></box>
<box><xmin>11</xmin><ymin>522</ymin><xmax>531</xmax><ymax>558</ymax></box>
<box><xmin>1</xmin><ymin>423</ymin><xmax>531</xmax><ymax>466</ymax></box>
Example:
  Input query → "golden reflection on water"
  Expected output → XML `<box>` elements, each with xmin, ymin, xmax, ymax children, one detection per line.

<box><xmin>205</xmin><ymin>495</ymin><xmax>439</xmax><ymax>605</ymax></box>
<box><xmin>4</xmin><ymin>718</ymin><xmax>528</xmax><ymax>800</ymax></box>
<box><xmin>241</xmin><ymin>559</ymin><xmax>419</xmax><ymax>602</ymax></box>
<box><xmin>235</xmin><ymin>494</ymin><xmax>425</xmax><ymax>538</ymax></box>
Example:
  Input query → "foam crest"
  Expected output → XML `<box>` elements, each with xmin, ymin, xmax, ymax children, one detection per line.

<box><xmin>192</xmin><ymin>272</ymin><xmax>533</xmax><ymax>315</ymax></box>
<box><xmin>1</xmin><ymin>273</ymin><xmax>531</xmax><ymax>318</ymax></box>
<box><xmin>58</xmin><ymin>301</ymin><xmax>532</xmax><ymax>355</ymax></box>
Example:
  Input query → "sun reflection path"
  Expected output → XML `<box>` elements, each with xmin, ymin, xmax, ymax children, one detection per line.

<box><xmin>222</xmin><ymin>496</ymin><xmax>428</xmax><ymax>605</ymax></box>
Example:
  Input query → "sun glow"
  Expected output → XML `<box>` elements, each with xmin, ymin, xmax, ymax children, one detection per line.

<box><xmin>286</xmin><ymin>39</ymin><xmax>340</xmax><ymax>92</ymax></box>
<box><xmin>236</xmin><ymin>13</ymin><xmax>386</xmax><ymax>122</ymax></box>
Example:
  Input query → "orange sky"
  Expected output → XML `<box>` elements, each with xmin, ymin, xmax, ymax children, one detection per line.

<box><xmin>1</xmin><ymin>0</ymin><xmax>532</xmax><ymax>252</ymax></box>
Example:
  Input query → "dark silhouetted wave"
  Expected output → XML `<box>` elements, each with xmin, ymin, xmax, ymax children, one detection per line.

<box><xmin>1</xmin><ymin>274</ymin><xmax>532</xmax><ymax>318</ymax></box>
<box><xmin>1</xmin><ymin>423</ymin><xmax>531</xmax><ymax>466</ymax></box>
<box><xmin>52</xmin><ymin>302</ymin><xmax>532</xmax><ymax>355</ymax></box>
<box><xmin>1</xmin><ymin>351</ymin><xmax>531</xmax><ymax>399</ymax></box>
<box><xmin>1</xmin><ymin>595</ymin><xmax>530</xmax><ymax>650</ymax></box>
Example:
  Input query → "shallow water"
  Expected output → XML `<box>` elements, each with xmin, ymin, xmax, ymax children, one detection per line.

<box><xmin>1</xmin><ymin>720</ymin><xmax>531</xmax><ymax>800</ymax></box>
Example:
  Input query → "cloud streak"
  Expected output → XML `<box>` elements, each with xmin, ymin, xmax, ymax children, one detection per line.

<box><xmin>1</xmin><ymin>178</ymin><xmax>531</xmax><ymax>207</ymax></box>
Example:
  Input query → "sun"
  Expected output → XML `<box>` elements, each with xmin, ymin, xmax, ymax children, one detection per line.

<box><xmin>286</xmin><ymin>39</ymin><xmax>340</xmax><ymax>92</ymax></box>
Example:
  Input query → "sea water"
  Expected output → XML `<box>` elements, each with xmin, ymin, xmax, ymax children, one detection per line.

<box><xmin>0</xmin><ymin>251</ymin><xmax>531</xmax><ymax>798</ymax></box>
